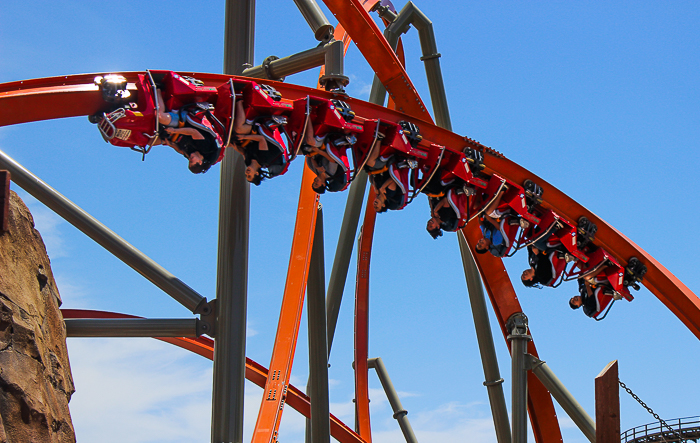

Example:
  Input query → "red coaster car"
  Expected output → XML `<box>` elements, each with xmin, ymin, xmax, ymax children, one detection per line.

<box><xmin>91</xmin><ymin>71</ymin><xmax>227</xmax><ymax>165</ymax></box>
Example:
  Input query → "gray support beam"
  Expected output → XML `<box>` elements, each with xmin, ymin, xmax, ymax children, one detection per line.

<box><xmin>293</xmin><ymin>0</ymin><xmax>334</xmax><ymax>43</ymax></box>
<box><xmin>507</xmin><ymin>313</ymin><xmax>531</xmax><ymax>443</ymax></box>
<box><xmin>65</xmin><ymin>318</ymin><xmax>200</xmax><ymax>338</ymax></box>
<box><xmin>0</xmin><ymin>149</ymin><xmax>208</xmax><ymax>315</ymax></box>
<box><xmin>242</xmin><ymin>45</ymin><xmax>326</xmax><ymax>80</ymax></box>
<box><xmin>368</xmin><ymin>358</ymin><xmax>418</xmax><ymax>443</ymax></box>
<box><xmin>458</xmin><ymin>234</ymin><xmax>512</xmax><ymax>443</ymax></box>
<box><xmin>382</xmin><ymin>2</ymin><xmax>509</xmax><ymax>440</ymax></box>
<box><xmin>325</xmin><ymin>7</ymin><xmax>397</xmax><ymax>356</ymax></box>
<box><xmin>325</xmin><ymin>171</ymin><xmax>367</xmax><ymax>353</ymax></box>
<box><xmin>383</xmin><ymin>2</ymin><xmax>452</xmax><ymax>130</ymax></box>
<box><xmin>306</xmin><ymin>206</ymin><xmax>331</xmax><ymax>443</ymax></box>
<box><xmin>242</xmin><ymin>40</ymin><xmax>348</xmax><ymax>90</ymax></box>
<box><xmin>211</xmin><ymin>1</ymin><xmax>254</xmax><ymax>442</ymax></box>
<box><xmin>526</xmin><ymin>355</ymin><xmax>596</xmax><ymax>442</ymax></box>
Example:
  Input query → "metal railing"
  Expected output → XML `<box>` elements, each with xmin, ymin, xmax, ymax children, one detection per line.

<box><xmin>622</xmin><ymin>416</ymin><xmax>700</xmax><ymax>443</ymax></box>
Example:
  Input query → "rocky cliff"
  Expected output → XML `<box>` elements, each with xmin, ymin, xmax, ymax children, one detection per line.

<box><xmin>0</xmin><ymin>191</ymin><xmax>75</xmax><ymax>442</ymax></box>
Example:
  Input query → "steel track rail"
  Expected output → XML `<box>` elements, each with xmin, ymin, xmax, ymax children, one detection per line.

<box><xmin>61</xmin><ymin>309</ymin><xmax>365</xmax><ymax>443</ymax></box>
<box><xmin>354</xmin><ymin>187</ymin><xmax>378</xmax><ymax>441</ymax></box>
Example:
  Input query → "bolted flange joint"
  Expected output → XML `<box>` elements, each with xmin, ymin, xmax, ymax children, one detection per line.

<box><xmin>194</xmin><ymin>298</ymin><xmax>217</xmax><ymax>337</ymax></box>
<box><xmin>506</xmin><ymin>312</ymin><xmax>531</xmax><ymax>342</ymax></box>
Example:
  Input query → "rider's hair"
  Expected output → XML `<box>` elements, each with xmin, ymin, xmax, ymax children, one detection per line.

<box><xmin>249</xmin><ymin>174</ymin><xmax>264</xmax><ymax>186</ymax></box>
<box><xmin>521</xmin><ymin>277</ymin><xmax>542</xmax><ymax>289</ymax></box>
<box><xmin>189</xmin><ymin>161</ymin><xmax>212</xmax><ymax>174</ymax></box>
<box><xmin>475</xmin><ymin>244</ymin><xmax>488</xmax><ymax>254</ymax></box>
<box><xmin>312</xmin><ymin>182</ymin><xmax>326</xmax><ymax>194</ymax></box>
<box><xmin>427</xmin><ymin>226</ymin><xmax>443</xmax><ymax>240</ymax></box>
<box><xmin>569</xmin><ymin>299</ymin><xmax>581</xmax><ymax>310</ymax></box>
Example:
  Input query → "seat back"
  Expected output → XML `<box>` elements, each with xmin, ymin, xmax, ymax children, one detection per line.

<box><xmin>389</xmin><ymin>164</ymin><xmax>411</xmax><ymax>210</ymax></box>
<box><xmin>256</xmin><ymin>123</ymin><xmax>290</xmax><ymax>178</ymax></box>
<box><xmin>547</xmin><ymin>251</ymin><xmax>569</xmax><ymax>287</ymax></box>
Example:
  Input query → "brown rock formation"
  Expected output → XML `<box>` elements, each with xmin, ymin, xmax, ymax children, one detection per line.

<box><xmin>0</xmin><ymin>191</ymin><xmax>75</xmax><ymax>442</ymax></box>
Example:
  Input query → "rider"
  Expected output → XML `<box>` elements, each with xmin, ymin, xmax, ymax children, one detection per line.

<box><xmin>426</xmin><ymin>183</ymin><xmax>475</xmax><ymax>239</ymax></box>
<box><xmin>474</xmin><ymin>185</ymin><xmax>513</xmax><ymax>257</ymax></box>
<box><xmin>302</xmin><ymin>118</ymin><xmax>351</xmax><ymax>194</ymax></box>
<box><xmin>363</xmin><ymin>131</ymin><xmax>390</xmax><ymax>175</ymax></box>
<box><xmin>156</xmin><ymin>89</ymin><xmax>223</xmax><ymax>174</ymax></box>
<box><xmin>231</xmin><ymin>100</ymin><xmax>286</xmax><ymax>186</ymax></box>
<box><xmin>369</xmin><ymin>168</ymin><xmax>403</xmax><ymax>213</ymax></box>
<box><xmin>569</xmin><ymin>276</ymin><xmax>615</xmax><ymax>319</ymax></box>
<box><xmin>521</xmin><ymin>227</ymin><xmax>563</xmax><ymax>288</ymax></box>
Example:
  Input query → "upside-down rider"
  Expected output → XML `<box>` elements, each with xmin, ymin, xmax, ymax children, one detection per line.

<box><xmin>156</xmin><ymin>89</ymin><xmax>224</xmax><ymax>174</ymax></box>
<box><xmin>426</xmin><ymin>182</ymin><xmax>475</xmax><ymax>239</ymax></box>
<box><xmin>231</xmin><ymin>100</ymin><xmax>287</xmax><ymax>186</ymax></box>
<box><xmin>369</xmin><ymin>165</ymin><xmax>406</xmax><ymax>213</ymax></box>
<box><xmin>569</xmin><ymin>273</ymin><xmax>617</xmax><ymax>319</ymax></box>
<box><xmin>520</xmin><ymin>228</ymin><xmax>566</xmax><ymax>288</ymax></box>
<box><xmin>364</xmin><ymin>132</ymin><xmax>405</xmax><ymax>212</ymax></box>
<box><xmin>302</xmin><ymin>118</ymin><xmax>352</xmax><ymax>194</ymax></box>
<box><xmin>474</xmin><ymin>185</ymin><xmax>515</xmax><ymax>257</ymax></box>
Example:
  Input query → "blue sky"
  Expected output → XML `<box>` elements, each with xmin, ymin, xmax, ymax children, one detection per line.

<box><xmin>2</xmin><ymin>1</ymin><xmax>699</xmax><ymax>442</ymax></box>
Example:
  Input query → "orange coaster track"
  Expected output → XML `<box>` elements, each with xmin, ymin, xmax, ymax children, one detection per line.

<box><xmin>2</xmin><ymin>1</ymin><xmax>699</xmax><ymax>441</ymax></box>
<box><xmin>2</xmin><ymin>68</ymin><xmax>700</xmax><ymax>443</ymax></box>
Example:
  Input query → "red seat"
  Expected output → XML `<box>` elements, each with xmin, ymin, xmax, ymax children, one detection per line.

<box><xmin>388</xmin><ymin>163</ymin><xmax>411</xmax><ymax>210</ymax></box>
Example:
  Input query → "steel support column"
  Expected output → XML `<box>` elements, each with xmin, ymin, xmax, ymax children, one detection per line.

<box><xmin>507</xmin><ymin>313</ymin><xmax>531</xmax><ymax>443</ymax></box>
<box><xmin>384</xmin><ymin>1</ymin><xmax>451</xmax><ymax>130</ymax></box>
<box><xmin>325</xmin><ymin>171</ymin><xmax>368</xmax><ymax>353</ymax></box>
<box><xmin>252</xmin><ymin>167</ymin><xmax>319</xmax><ymax>442</ymax></box>
<box><xmin>293</xmin><ymin>0</ymin><xmax>334</xmax><ymax>42</ymax></box>
<box><xmin>458</xmin><ymin>234</ymin><xmax>512</xmax><ymax>443</ymax></box>
<box><xmin>65</xmin><ymin>318</ymin><xmax>200</xmax><ymax>338</ymax></box>
<box><xmin>325</xmin><ymin>0</ymin><xmax>397</xmax><ymax>356</ymax></box>
<box><xmin>0</xmin><ymin>149</ymin><xmax>208</xmax><ymax>315</ymax></box>
<box><xmin>527</xmin><ymin>355</ymin><xmax>596</xmax><ymax>442</ymax></box>
<box><xmin>383</xmin><ymin>6</ymin><xmax>510</xmax><ymax>438</ymax></box>
<box><xmin>211</xmin><ymin>1</ymin><xmax>255</xmax><ymax>442</ymax></box>
<box><xmin>307</xmin><ymin>206</ymin><xmax>331</xmax><ymax>443</ymax></box>
<box><xmin>368</xmin><ymin>358</ymin><xmax>418</xmax><ymax>443</ymax></box>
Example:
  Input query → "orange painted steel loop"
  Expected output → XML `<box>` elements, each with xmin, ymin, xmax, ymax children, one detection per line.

<box><xmin>60</xmin><ymin>309</ymin><xmax>366</xmax><ymax>443</ymax></box>
<box><xmin>4</xmin><ymin>71</ymin><xmax>700</xmax><ymax>442</ymax></box>
<box><xmin>251</xmin><ymin>165</ymin><xmax>320</xmax><ymax>443</ymax></box>
<box><xmin>354</xmin><ymin>187</ymin><xmax>378</xmax><ymax>441</ymax></box>
<box><xmin>322</xmin><ymin>0</ymin><xmax>431</xmax><ymax>122</ymax></box>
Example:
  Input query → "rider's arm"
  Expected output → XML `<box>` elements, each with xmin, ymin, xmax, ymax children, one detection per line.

<box><xmin>432</xmin><ymin>197</ymin><xmax>450</xmax><ymax>217</ymax></box>
<box><xmin>238</xmin><ymin>134</ymin><xmax>269</xmax><ymax>152</ymax></box>
<box><xmin>310</xmin><ymin>146</ymin><xmax>335</xmax><ymax>162</ymax></box>
<box><xmin>165</xmin><ymin>127</ymin><xmax>205</xmax><ymax>140</ymax></box>
<box><xmin>482</xmin><ymin>215</ymin><xmax>501</xmax><ymax>228</ymax></box>
<box><xmin>233</xmin><ymin>100</ymin><xmax>253</xmax><ymax>135</ymax></box>
<box><xmin>231</xmin><ymin>143</ymin><xmax>246</xmax><ymax>157</ymax></box>
<box><xmin>365</xmin><ymin>137</ymin><xmax>382</xmax><ymax>168</ymax></box>
<box><xmin>482</xmin><ymin>186</ymin><xmax>507</xmax><ymax>225</ymax></box>
<box><xmin>156</xmin><ymin>89</ymin><xmax>173</xmax><ymax>126</ymax></box>
<box><xmin>380</xmin><ymin>178</ymin><xmax>395</xmax><ymax>194</ymax></box>
<box><xmin>165</xmin><ymin>139</ymin><xmax>187</xmax><ymax>156</ymax></box>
